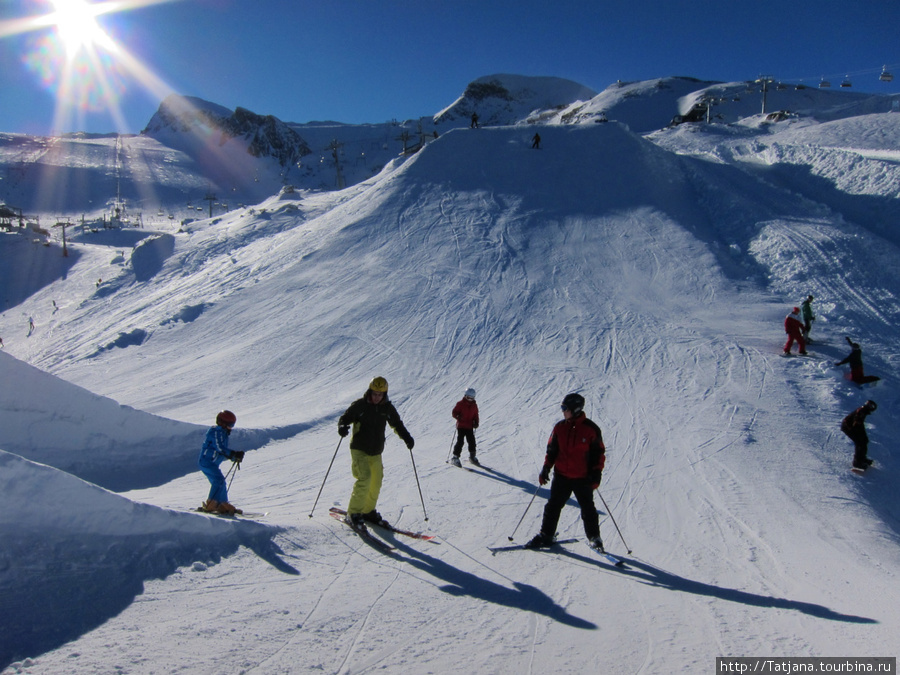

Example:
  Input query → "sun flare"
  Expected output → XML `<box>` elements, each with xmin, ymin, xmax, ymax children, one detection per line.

<box><xmin>49</xmin><ymin>0</ymin><xmax>112</xmax><ymax>59</ymax></box>
<box><xmin>0</xmin><ymin>0</ymin><xmax>180</xmax><ymax>130</ymax></box>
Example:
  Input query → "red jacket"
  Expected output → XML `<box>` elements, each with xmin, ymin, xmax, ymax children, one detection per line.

<box><xmin>785</xmin><ymin>313</ymin><xmax>803</xmax><ymax>335</ymax></box>
<box><xmin>452</xmin><ymin>398</ymin><xmax>479</xmax><ymax>430</ymax></box>
<box><xmin>544</xmin><ymin>413</ymin><xmax>605</xmax><ymax>481</ymax></box>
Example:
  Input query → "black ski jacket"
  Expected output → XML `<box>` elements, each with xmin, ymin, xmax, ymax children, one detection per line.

<box><xmin>339</xmin><ymin>391</ymin><xmax>413</xmax><ymax>456</ymax></box>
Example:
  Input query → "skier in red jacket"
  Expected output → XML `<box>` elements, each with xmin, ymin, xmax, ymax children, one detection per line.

<box><xmin>525</xmin><ymin>393</ymin><xmax>606</xmax><ymax>551</ymax></box>
<box><xmin>783</xmin><ymin>307</ymin><xmax>807</xmax><ymax>355</ymax></box>
<box><xmin>451</xmin><ymin>388</ymin><xmax>480</xmax><ymax>467</ymax></box>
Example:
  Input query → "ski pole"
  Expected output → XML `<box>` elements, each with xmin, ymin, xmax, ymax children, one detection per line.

<box><xmin>408</xmin><ymin>445</ymin><xmax>429</xmax><ymax>521</ymax></box>
<box><xmin>308</xmin><ymin>436</ymin><xmax>343</xmax><ymax>518</ymax></box>
<box><xmin>226</xmin><ymin>460</ymin><xmax>240</xmax><ymax>493</ymax></box>
<box><xmin>596</xmin><ymin>490</ymin><xmax>632</xmax><ymax>554</ymax></box>
<box><xmin>447</xmin><ymin>428</ymin><xmax>458</xmax><ymax>463</ymax></box>
<box><xmin>508</xmin><ymin>483</ymin><xmax>541</xmax><ymax>541</ymax></box>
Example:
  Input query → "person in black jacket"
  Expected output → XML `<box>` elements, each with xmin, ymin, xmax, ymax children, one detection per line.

<box><xmin>338</xmin><ymin>376</ymin><xmax>414</xmax><ymax>529</ymax></box>
<box><xmin>834</xmin><ymin>337</ymin><xmax>880</xmax><ymax>385</ymax></box>
<box><xmin>841</xmin><ymin>400</ymin><xmax>877</xmax><ymax>470</ymax></box>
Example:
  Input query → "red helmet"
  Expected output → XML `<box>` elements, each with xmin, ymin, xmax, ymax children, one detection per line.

<box><xmin>216</xmin><ymin>410</ymin><xmax>237</xmax><ymax>428</ymax></box>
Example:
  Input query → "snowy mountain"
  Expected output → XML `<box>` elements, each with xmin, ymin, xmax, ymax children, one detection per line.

<box><xmin>434</xmin><ymin>73</ymin><xmax>598</xmax><ymax>127</ymax></box>
<box><xmin>1</xmin><ymin>74</ymin><xmax>900</xmax><ymax>673</ymax></box>
<box><xmin>143</xmin><ymin>94</ymin><xmax>312</xmax><ymax>170</ymax></box>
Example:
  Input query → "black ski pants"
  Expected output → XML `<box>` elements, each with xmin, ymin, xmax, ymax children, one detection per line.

<box><xmin>843</xmin><ymin>428</ymin><xmax>869</xmax><ymax>467</ymax></box>
<box><xmin>453</xmin><ymin>428</ymin><xmax>476</xmax><ymax>456</ymax></box>
<box><xmin>540</xmin><ymin>473</ymin><xmax>600</xmax><ymax>539</ymax></box>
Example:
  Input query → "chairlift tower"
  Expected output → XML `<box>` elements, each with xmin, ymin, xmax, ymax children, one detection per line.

<box><xmin>53</xmin><ymin>219</ymin><xmax>71</xmax><ymax>257</ymax></box>
<box><xmin>327</xmin><ymin>140</ymin><xmax>345</xmax><ymax>189</ymax></box>
<box><xmin>204</xmin><ymin>189</ymin><xmax>217</xmax><ymax>218</ymax></box>
<box><xmin>397</xmin><ymin>130</ymin><xmax>411</xmax><ymax>154</ymax></box>
<box><xmin>756</xmin><ymin>76</ymin><xmax>774</xmax><ymax>115</ymax></box>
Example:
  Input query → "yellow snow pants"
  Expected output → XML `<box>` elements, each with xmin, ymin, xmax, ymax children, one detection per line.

<box><xmin>347</xmin><ymin>449</ymin><xmax>384</xmax><ymax>515</ymax></box>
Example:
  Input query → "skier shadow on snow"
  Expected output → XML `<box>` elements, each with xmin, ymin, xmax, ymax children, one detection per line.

<box><xmin>552</xmin><ymin>553</ymin><xmax>876</xmax><ymax>624</ymax></box>
<box><xmin>387</xmin><ymin>538</ymin><xmax>597</xmax><ymax>630</ymax></box>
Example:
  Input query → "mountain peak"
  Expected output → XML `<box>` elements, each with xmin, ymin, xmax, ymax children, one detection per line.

<box><xmin>434</xmin><ymin>74</ymin><xmax>598</xmax><ymax>127</ymax></box>
<box><xmin>143</xmin><ymin>94</ymin><xmax>311</xmax><ymax>168</ymax></box>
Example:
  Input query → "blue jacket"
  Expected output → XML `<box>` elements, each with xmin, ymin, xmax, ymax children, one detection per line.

<box><xmin>199</xmin><ymin>426</ymin><xmax>233</xmax><ymax>467</ymax></box>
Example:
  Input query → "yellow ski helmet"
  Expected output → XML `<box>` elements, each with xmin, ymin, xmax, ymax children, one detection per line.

<box><xmin>369</xmin><ymin>376</ymin><xmax>389</xmax><ymax>393</ymax></box>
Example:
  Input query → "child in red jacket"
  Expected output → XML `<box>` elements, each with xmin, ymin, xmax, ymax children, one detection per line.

<box><xmin>783</xmin><ymin>307</ymin><xmax>807</xmax><ymax>355</ymax></box>
<box><xmin>451</xmin><ymin>388</ymin><xmax>480</xmax><ymax>467</ymax></box>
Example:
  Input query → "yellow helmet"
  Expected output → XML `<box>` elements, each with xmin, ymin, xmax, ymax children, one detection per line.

<box><xmin>369</xmin><ymin>376</ymin><xmax>389</xmax><ymax>393</ymax></box>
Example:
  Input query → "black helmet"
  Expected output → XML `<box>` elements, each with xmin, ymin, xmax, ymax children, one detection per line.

<box><xmin>561</xmin><ymin>393</ymin><xmax>585</xmax><ymax>415</ymax></box>
<box><xmin>864</xmin><ymin>400</ymin><xmax>877</xmax><ymax>412</ymax></box>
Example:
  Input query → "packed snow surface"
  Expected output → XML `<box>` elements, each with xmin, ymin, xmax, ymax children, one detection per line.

<box><xmin>1</xmin><ymin>78</ymin><xmax>899</xmax><ymax>673</ymax></box>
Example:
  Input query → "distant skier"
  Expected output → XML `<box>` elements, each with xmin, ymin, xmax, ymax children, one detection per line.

<box><xmin>525</xmin><ymin>393</ymin><xmax>606</xmax><ymax>551</ymax></box>
<box><xmin>338</xmin><ymin>376</ymin><xmax>415</xmax><ymax>530</ymax></box>
<box><xmin>783</xmin><ymin>307</ymin><xmax>807</xmax><ymax>355</ymax></box>
<box><xmin>470</xmin><ymin>112</ymin><xmax>479</xmax><ymax>128</ymax></box>
<box><xmin>451</xmin><ymin>388</ymin><xmax>480</xmax><ymax>467</ymax></box>
<box><xmin>800</xmin><ymin>295</ymin><xmax>816</xmax><ymax>342</ymax></box>
<box><xmin>531</xmin><ymin>132</ymin><xmax>541</xmax><ymax>149</ymax></box>
<box><xmin>834</xmin><ymin>337</ymin><xmax>880</xmax><ymax>385</ymax></box>
<box><xmin>841</xmin><ymin>400</ymin><xmax>877</xmax><ymax>470</ymax></box>
<box><xmin>198</xmin><ymin>410</ymin><xmax>244</xmax><ymax>514</ymax></box>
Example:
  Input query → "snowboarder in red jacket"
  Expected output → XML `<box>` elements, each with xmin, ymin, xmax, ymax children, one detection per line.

<box><xmin>525</xmin><ymin>393</ymin><xmax>606</xmax><ymax>551</ymax></box>
<box><xmin>841</xmin><ymin>400</ymin><xmax>877</xmax><ymax>470</ymax></box>
<box><xmin>783</xmin><ymin>307</ymin><xmax>807</xmax><ymax>355</ymax></box>
<box><xmin>451</xmin><ymin>388</ymin><xmax>480</xmax><ymax>467</ymax></box>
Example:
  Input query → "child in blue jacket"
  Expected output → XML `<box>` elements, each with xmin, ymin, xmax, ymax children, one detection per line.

<box><xmin>198</xmin><ymin>410</ymin><xmax>244</xmax><ymax>514</ymax></box>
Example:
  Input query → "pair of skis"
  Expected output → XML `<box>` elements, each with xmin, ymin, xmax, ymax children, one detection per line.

<box><xmin>329</xmin><ymin>507</ymin><xmax>625</xmax><ymax>567</ymax></box>
<box><xmin>329</xmin><ymin>507</ymin><xmax>434</xmax><ymax>553</ymax></box>
<box><xmin>488</xmin><ymin>538</ymin><xmax>627</xmax><ymax>568</ymax></box>
<box><xmin>193</xmin><ymin>507</ymin><xmax>268</xmax><ymax>519</ymax></box>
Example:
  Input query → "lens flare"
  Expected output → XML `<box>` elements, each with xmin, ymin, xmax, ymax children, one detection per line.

<box><xmin>1</xmin><ymin>0</ymin><xmax>180</xmax><ymax>132</ymax></box>
<box><xmin>23</xmin><ymin>31</ymin><xmax>128</xmax><ymax>112</ymax></box>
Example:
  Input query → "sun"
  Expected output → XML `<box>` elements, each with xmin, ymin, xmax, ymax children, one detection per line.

<box><xmin>48</xmin><ymin>0</ymin><xmax>114</xmax><ymax>60</ymax></box>
<box><xmin>0</xmin><ymin>0</ymin><xmax>180</xmax><ymax>131</ymax></box>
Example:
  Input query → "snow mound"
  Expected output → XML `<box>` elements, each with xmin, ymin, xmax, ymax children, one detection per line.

<box><xmin>0</xmin><ymin>449</ymin><xmax>284</xmax><ymax>669</ymax></box>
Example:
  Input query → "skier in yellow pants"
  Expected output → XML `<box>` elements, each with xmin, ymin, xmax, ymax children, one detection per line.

<box><xmin>338</xmin><ymin>376</ymin><xmax>414</xmax><ymax>530</ymax></box>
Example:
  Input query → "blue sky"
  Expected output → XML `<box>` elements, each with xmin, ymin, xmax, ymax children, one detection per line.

<box><xmin>1</xmin><ymin>0</ymin><xmax>898</xmax><ymax>135</ymax></box>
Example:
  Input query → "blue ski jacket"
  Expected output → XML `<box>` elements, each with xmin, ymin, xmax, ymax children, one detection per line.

<box><xmin>199</xmin><ymin>426</ymin><xmax>233</xmax><ymax>467</ymax></box>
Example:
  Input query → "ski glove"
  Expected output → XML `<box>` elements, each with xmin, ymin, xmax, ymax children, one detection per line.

<box><xmin>231</xmin><ymin>451</ymin><xmax>245</xmax><ymax>463</ymax></box>
<box><xmin>405</xmin><ymin>437</ymin><xmax>415</xmax><ymax>450</ymax></box>
<box><xmin>538</xmin><ymin>466</ymin><xmax>551</xmax><ymax>486</ymax></box>
<box><xmin>338</xmin><ymin>425</ymin><xmax>350</xmax><ymax>437</ymax></box>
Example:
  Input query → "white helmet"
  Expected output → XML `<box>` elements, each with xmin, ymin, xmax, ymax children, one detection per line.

<box><xmin>464</xmin><ymin>388</ymin><xmax>476</xmax><ymax>399</ymax></box>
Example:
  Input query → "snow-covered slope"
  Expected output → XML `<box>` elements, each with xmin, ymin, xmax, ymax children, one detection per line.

<box><xmin>1</xmin><ymin>77</ymin><xmax>900</xmax><ymax>673</ymax></box>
